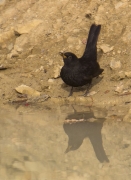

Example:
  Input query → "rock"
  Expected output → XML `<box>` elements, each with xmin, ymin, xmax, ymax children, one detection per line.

<box><xmin>95</xmin><ymin>5</ymin><xmax>106</xmax><ymax>24</ymax></box>
<box><xmin>75</xmin><ymin>45</ymin><xmax>81</xmax><ymax>50</ymax></box>
<box><xmin>115</xmin><ymin>83</ymin><xmax>124</xmax><ymax>93</ymax></box>
<box><xmin>48</xmin><ymin>79</ymin><xmax>55</xmax><ymax>83</ymax></box>
<box><xmin>0</xmin><ymin>166</ymin><xmax>8</xmax><ymax>180</ymax></box>
<box><xmin>86</xmin><ymin>91</ymin><xmax>98</xmax><ymax>96</ymax></box>
<box><xmin>85</xmin><ymin>10</ymin><xmax>92</xmax><ymax>18</ymax></box>
<box><xmin>14</xmin><ymin>34</ymin><xmax>29</xmax><ymax>50</ymax></box>
<box><xmin>15</xmin><ymin>85</ymin><xmax>40</xmax><ymax>97</ymax></box>
<box><xmin>73</xmin><ymin>29</ymin><xmax>80</xmax><ymax>33</ymax></box>
<box><xmin>93</xmin><ymin>107</ymin><xmax>107</xmax><ymax>118</ymax></box>
<box><xmin>125</xmin><ymin>71</ymin><xmax>131</xmax><ymax>78</ymax></box>
<box><xmin>123</xmin><ymin>109</ymin><xmax>131</xmax><ymax>122</ymax></box>
<box><xmin>0</xmin><ymin>65</ymin><xmax>7</xmax><ymax>70</ymax></box>
<box><xmin>14</xmin><ymin>45</ymin><xmax>23</xmax><ymax>53</ymax></box>
<box><xmin>111</xmin><ymin>71</ymin><xmax>125</xmax><ymax>81</ymax></box>
<box><xmin>115</xmin><ymin>1</ymin><xmax>128</xmax><ymax>11</ymax></box>
<box><xmin>27</xmin><ymin>54</ymin><xmax>36</xmax><ymax>58</ymax></box>
<box><xmin>0</xmin><ymin>0</ymin><xmax>6</xmax><ymax>6</ymax></box>
<box><xmin>110</xmin><ymin>59</ymin><xmax>121</xmax><ymax>70</ymax></box>
<box><xmin>53</xmin><ymin>65</ymin><xmax>62</xmax><ymax>78</ymax></box>
<box><xmin>14</xmin><ymin>19</ymin><xmax>43</xmax><ymax>34</ymax></box>
<box><xmin>118</xmin><ymin>71</ymin><xmax>125</xmax><ymax>79</ymax></box>
<box><xmin>100</xmin><ymin>44</ymin><xmax>114</xmax><ymax>53</ymax></box>
<box><xmin>117</xmin><ymin>50</ymin><xmax>121</xmax><ymax>54</ymax></box>
<box><xmin>0</xmin><ymin>29</ymin><xmax>15</xmax><ymax>46</ymax></box>
<box><xmin>115</xmin><ymin>2</ymin><xmax>123</xmax><ymax>10</ymax></box>
<box><xmin>35</xmin><ymin>66</ymin><xmax>44</xmax><ymax>73</ymax></box>
<box><xmin>7</xmin><ymin>43</ymin><xmax>14</xmax><ymax>51</ymax></box>
<box><xmin>67</xmin><ymin>174</ymin><xmax>87</xmax><ymax>180</ymax></box>
<box><xmin>7</xmin><ymin>51</ymin><xmax>18</xmax><ymax>59</ymax></box>
<box><xmin>12</xmin><ymin>161</ymin><xmax>26</xmax><ymax>171</ymax></box>
<box><xmin>27</xmin><ymin>95</ymin><xmax>49</xmax><ymax>103</ymax></box>
<box><xmin>9</xmin><ymin>49</ymin><xmax>19</xmax><ymax>58</ymax></box>
<box><xmin>24</xmin><ymin>161</ymin><xmax>45</xmax><ymax>173</ymax></box>
<box><xmin>39</xmin><ymin>66</ymin><xmax>44</xmax><ymax>71</ymax></box>
<box><xmin>67</xmin><ymin>37</ymin><xmax>75</xmax><ymax>43</ymax></box>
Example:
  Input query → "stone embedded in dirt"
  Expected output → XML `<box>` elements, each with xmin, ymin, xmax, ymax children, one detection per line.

<box><xmin>27</xmin><ymin>54</ymin><xmax>36</xmax><ymax>58</ymax></box>
<box><xmin>123</xmin><ymin>109</ymin><xmax>131</xmax><ymax>122</ymax></box>
<box><xmin>67</xmin><ymin>37</ymin><xmax>75</xmax><ymax>43</ymax></box>
<box><xmin>100</xmin><ymin>44</ymin><xmax>114</xmax><ymax>53</ymax></box>
<box><xmin>53</xmin><ymin>65</ymin><xmax>62</xmax><ymax>78</ymax></box>
<box><xmin>76</xmin><ymin>45</ymin><xmax>81</xmax><ymax>50</ymax></box>
<box><xmin>12</xmin><ymin>161</ymin><xmax>26</xmax><ymax>171</ymax></box>
<box><xmin>0</xmin><ymin>0</ymin><xmax>6</xmax><ymax>6</ymax></box>
<box><xmin>13</xmin><ymin>34</ymin><xmax>29</xmax><ymax>52</ymax></box>
<box><xmin>48</xmin><ymin>79</ymin><xmax>55</xmax><ymax>83</ymax></box>
<box><xmin>10</xmin><ymin>49</ymin><xmax>19</xmax><ymax>57</ymax></box>
<box><xmin>118</xmin><ymin>71</ymin><xmax>125</xmax><ymax>79</ymax></box>
<box><xmin>27</xmin><ymin>95</ymin><xmax>49</xmax><ymax>103</ymax></box>
<box><xmin>24</xmin><ymin>161</ymin><xmax>45</xmax><ymax>173</ymax></box>
<box><xmin>110</xmin><ymin>59</ymin><xmax>121</xmax><ymax>70</ymax></box>
<box><xmin>14</xmin><ymin>19</ymin><xmax>43</xmax><ymax>34</ymax></box>
<box><xmin>93</xmin><ymin>107</ymin><xmax>107</xmax><ymax>119</ymax></box>
<box><xmin>0</xmin><ymin>29</ymin><xmax>15</xmax><ymax>46</ymax></box>
<box><xmin>7</xmin><ymin>43</ymin><xmax>14</xmax><ymax>51</ymax></box>
<box><xmin>35</xmin><ymin>66</ymin><xmax>44</xmax><ymax>73</ymax></box>
<box><xmin>111</xmin><ymin>72</ymin><xmax>125</xmax><ymax>81</ymax></box>
<box><xmin>111</xmin><ymin>71</ymin><xmax>128</xmax><ymax>81</ymax></box>
<box><xmin>15</xmin><ymin>85</ymin><xmax>40</xmax><ymax>97</ymax></box>
<box><xmin>115</xmin><ymin>2</ymin><xmax>128</xmax><ymax>11</ymax></box>
<box><xmin>7</xmin><ymin>49</ymin><xmax>19</xmax><ymax>59</ymax></box>
<box><xmin>85</xmin><ymin>10</ymin><xmax>92</xmax><ymax>18</ymax></box>
<box><xmin>86</xmin><ymin>91</ymin><xmax>98</xmax><ymax>96</ymax></box>
<box><xmin>73</xmin><ymin>29</ymin><xmax>80</xmax><ymax>33</ymax></box>
<box><xmin>95</xmin><ymin>5</ymin><xmax>107</xmax><ymax>24</ymax></box>
<box><xmin>14</xmin><ymin>45</ymin><xmax>23</xmax><ymax>53</ymax></box>
<box><xmin>115</xmin><ymin>83</ymin><xmax>124</xmax><ymax>93</ymax></box>
<box><xmin>0</xmin><ymin>65</ymin><xmax>7</xmax><ymax>70</ymax></box>
<box><xmin>125</xmin><ymin>71</ymin><xmax>131</xmax><ymax>78</ymax></box>
<box><xmin>117</xmin><ymin>50</ymin><xmax>121</xmax><ymax>54</ymax></box>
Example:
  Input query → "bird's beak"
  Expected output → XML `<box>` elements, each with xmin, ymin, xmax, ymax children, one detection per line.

<box><xmin>59</xmin><ymin>52</ymin><xmax>67</xmax><ymax>59</ymax></box>
<box><xmin>65</xmin><ymin>145</ymin><xmax>72</xmax><ymax>153</ymax></box>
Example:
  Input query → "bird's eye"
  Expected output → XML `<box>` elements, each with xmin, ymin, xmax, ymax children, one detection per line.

<box><xmin>68</xmin><ymin>56</ymin><xmax>72</xmax><ymax>60</ymax></box>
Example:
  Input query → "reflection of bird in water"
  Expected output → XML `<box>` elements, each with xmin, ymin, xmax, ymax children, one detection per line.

<box><xmin>60</xmin><ymin>24</ymin><xmax>104</xmax><ymax>96</ymax></box>
<box><xmin>63</xmin><ymin>110</ymin><xmax>109</xmax><ymax>163</ymax></box>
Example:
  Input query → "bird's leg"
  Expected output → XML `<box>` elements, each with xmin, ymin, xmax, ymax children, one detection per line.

<box><xmin>83</xmin><ymin>83</ymin><xmax>94</xmax><ymax>105</ymax></box>
<box><xmin>83</xmin><ymin>83</ymin><xmax>91</xmax><ymax>96</ymax></box>
<box><xmin>68</xmin><ymin>87</ymin><xmax>73</xmax><ymax>97</ymax></box>
<box><xmin>80</xmin><ymin>79</ymin><xmax>92</xmax><ymax>97</ymax></box>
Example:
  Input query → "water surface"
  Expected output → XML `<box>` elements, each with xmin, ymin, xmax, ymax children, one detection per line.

<box><xmin>0</xmin><ymin>104</ymin><xmax>131</xmax><ymax>180</ymax></box>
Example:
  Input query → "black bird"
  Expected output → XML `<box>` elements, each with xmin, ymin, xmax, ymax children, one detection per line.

<box><xmin>59</xmin><ymin>24</ymin><xmax>104</xmax><ymax>96</ymax></box>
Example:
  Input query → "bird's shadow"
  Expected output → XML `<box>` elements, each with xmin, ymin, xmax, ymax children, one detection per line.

<box><xmin>63</xmin><ymin>107</ymin><xmax>109</xmax><ymax>163</ymax></box>
<box><xmin>61</xmin><ymin>76</ymin><xmax>103</xmax><ymax>93</ymax></box>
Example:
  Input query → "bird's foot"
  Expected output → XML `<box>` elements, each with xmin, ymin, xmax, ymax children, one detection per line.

<box><xmin>83</xmin><ymin>91</ymin><xmax>89</xmax><ymax>97</ymax></box>
<box><xmin>68</xmin><ymin>87</ymin><xmax>73</xmax><ymax>97</ymax></box>
<box><xmin>79</xmin><ymin>89</ymin><xmax>89</xmax><ymax>97</ymax></box>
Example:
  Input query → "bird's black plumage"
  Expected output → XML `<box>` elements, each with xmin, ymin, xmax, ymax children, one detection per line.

<box><xmin>60</xmin><ymin>24</ymin><xmax>104</xmax><ymax>96</ymax></box>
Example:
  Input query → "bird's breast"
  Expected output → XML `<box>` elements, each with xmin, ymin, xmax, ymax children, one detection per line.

<box><xmin>60</xmin><ymin>66</ymin><xmax>89</xmax><ymax>87</ymax></box>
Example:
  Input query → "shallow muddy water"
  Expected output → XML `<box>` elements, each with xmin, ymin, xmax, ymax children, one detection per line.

<box><xmin>0</xmin><ymin>104</ymin><xmax>131</xmax><ymax>180</ymax></box>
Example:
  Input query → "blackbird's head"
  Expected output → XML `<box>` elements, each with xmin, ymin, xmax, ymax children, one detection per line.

<box><xmin>59</xmin><ymin>52</ymin><xmax>78</xmax><ymax>65</ymax></box>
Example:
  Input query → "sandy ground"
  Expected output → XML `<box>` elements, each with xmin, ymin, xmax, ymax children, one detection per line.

<box><xmin>1</xmin><ymin>1</ymin><xmax>131</xmax><ymax>179</ymax></box>
<box><xmin>0</xmin><ymin>0</ymin><xmax>131</xmax><ymax>108</ymax></box>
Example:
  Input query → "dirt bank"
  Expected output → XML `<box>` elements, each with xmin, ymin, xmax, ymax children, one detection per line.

<box><xmin>0</xmin><ymin>0</ymin><xmax>131</xmax><ymax>108</ymax></box>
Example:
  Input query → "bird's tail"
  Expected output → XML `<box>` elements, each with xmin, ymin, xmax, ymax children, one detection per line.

<box><xmin>82</xmin><ymin>24</ymin><xmax>101</xmax><ymax>59</ymax></box>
